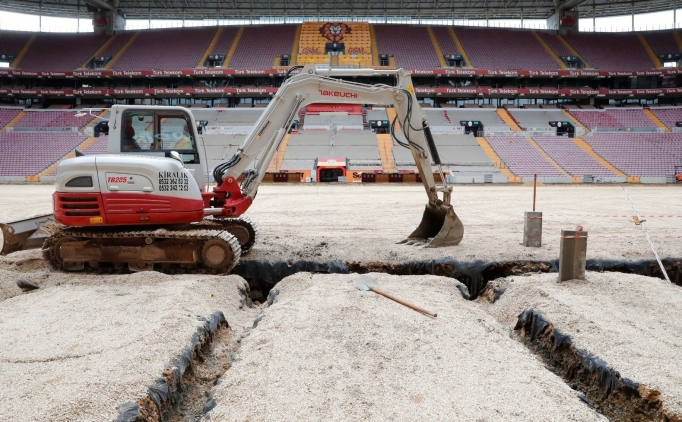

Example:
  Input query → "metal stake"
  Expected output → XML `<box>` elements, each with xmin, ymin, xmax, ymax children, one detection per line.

<box><xmin>622</xmin><ymin>187</ymin><xmax>671</xmax><ymax>282</ymax></box>
<box><xmin>533</xmin><ymin>173</ymin><xmax>537</xmax><ymax>212</ymax></box>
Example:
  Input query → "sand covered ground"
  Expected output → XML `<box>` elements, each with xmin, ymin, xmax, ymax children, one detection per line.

<box><xmin>1</xmin><ymin>184</ymin><xmax>681</xmax><ymax>421</ymax></box>
<box><xmin>207</xmin><ymin>272</ymin><xmax>603</xmax><ymax>421</ymax></box>
<box><xmin>2</xmin><ymin>184</ymin><xmax>681</xmax><ymax>264</ymax></box>
<box><xmin>0</xmin><ymin>271</ymin><xmax>257</xmax><ymax>421</ymax></box>
<box><xmin>479</xmin><ymin>271</ymin><xmax>682</xmax><ymax>419</ymax></box>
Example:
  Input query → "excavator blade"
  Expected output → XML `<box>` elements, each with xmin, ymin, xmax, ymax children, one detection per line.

<box><xmin>0</xmin><ymin>214</ymin><xmax>55</xmax><ymax>255</ymax></box>
<box><xmin>400</xmin><ymin>204</ymin><xmax>464</xmax><ymax>248</ymax></box>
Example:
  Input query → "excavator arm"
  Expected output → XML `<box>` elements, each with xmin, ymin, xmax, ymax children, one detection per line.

<box><xmin>210</xmin><ymin>66</ymin><xmax>463</xmax><ymax>247</ymax></box>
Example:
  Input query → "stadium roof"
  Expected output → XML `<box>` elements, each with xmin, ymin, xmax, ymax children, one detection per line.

<box><xmin>0</xmin><ymin>0</ymin><xmax>673</xmax><ymax>22</ymax></box>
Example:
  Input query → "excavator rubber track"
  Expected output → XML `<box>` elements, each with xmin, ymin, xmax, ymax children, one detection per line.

<box><xmin>198</xmin><ymin>215</ymin><xmax>260</xmax><ymax>254</ymax></box>
<box><xmin>42</xmin><ymin>227</ymin><xmax>241</xmax><ymax>274</ymax></box>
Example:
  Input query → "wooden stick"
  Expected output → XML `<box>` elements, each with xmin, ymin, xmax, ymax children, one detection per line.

<box><xmin>533</xmin><ymin>173</ymin><xmax>537</xmax><ymax>212</ymax></box>
<box><xmin>372</xmin><ymin>288</ymin><xmax>437</xmax><ymax>318</ymax></box>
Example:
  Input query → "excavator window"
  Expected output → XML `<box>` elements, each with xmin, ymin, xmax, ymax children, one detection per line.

<box><xmin>121</xmin><ymin>110</ymin><xmax>199</xmax><ymax>163</ymax></box>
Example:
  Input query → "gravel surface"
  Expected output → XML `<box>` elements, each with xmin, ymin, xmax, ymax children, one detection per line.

<box><xmin>0</xmin><ymin>272</ymin><xmax>258</xmax><ymax>422</ymax></box>
<box><xmin>3</xmin><ymin>184</ymin><xmax>681</xmax><ymax>263</ymax></box>
<box><xmin>480</xmin><ymin>271</ymin><xmax>682</xmax><ymax>418</ymax></box>
<box><xmin>207</xmin><ymin>272</ymin><xmax>603</xmax><ymax>421</ymax></box>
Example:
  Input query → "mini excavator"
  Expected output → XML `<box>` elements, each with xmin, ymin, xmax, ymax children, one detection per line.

<box><xmin>0</xmin><ymin>66</ymin><xmax>464</xmax><ymax>273</ymax></box>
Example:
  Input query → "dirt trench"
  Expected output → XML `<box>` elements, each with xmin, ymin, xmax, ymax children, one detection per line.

<box><xmin>515</xmin><ymin>309</ymin><xmax>680</xmax><ymax>422</ymax></box>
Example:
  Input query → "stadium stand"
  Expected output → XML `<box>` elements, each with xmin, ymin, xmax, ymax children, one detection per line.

<box><xmin>569</xmin><ymin>109</ymin><xmax>657</xmax><ymax>129</ymax></box>
<box><xmin>285</xmin><ymin>131</ymin><xmax>380</xmax><ymax>160</ymax></box>
<box><xmin>432</xmin><ymin>26</ymin><xmax>460</xmax><ymax>58</ymax></box>
<box><xmin>583</xmin><ymin>133</ymin><xmax>682</xmax><ymax>176</ymax></box>
<box><xmin>0</xmin><ymin>31</ymin><xmax>32</xmax><ymax>61</ymax></box>
<box><xmin>208</xmin><ymin>27</ymin><xmax>241</xmax><ymax>57</ymax></box>
<box><xmin>303</xmin><ymin>114</ymin><xmax>363</xmax><ymax>130</ymax></box>
<box><xmin>0</xmin><ymin>132</ymin><xmax>87</xmax><ymax>176</ymax></box>
<box><xmin>111</xmin><ymin>27</ymin><xmax>215</xmax><ymax>70</ymax></box>
<box><xmin>13</xmin><ymin>110</ymin><xmax>95</xmax><ymax>128</ymax></box>
<box><xmin>563</xmin><ymin>33</ymin><xmax>655</xmax><ymax>70</ymax></box>
<box><xmin>0</xmin><ymin>108</ymin><xmax>22</xmax><ymax>128</ymax></box>
<box><xmin>532</xmin><ymin>135</ymin><xmax>616</xmax><ymax>176</ymax></box>
<box><xmin>393</xmin><ymin>133</ymin><xmax>492</xmax><ymax>167</ymax></box>
<box><xmin>508</xmin><ymin>109</ymin><xmax>568</xmax><ymax>131</ymax></box>
<box><xmin>374</xmin><ymin>25</ymin><xmax>440</xmax><ymax>69</ymax></box>
<box><xmin>440</xmin><ymin>107</ymin><xmax>512</xmax><ymax>132</ymax></box>
<box><xmin>650</xmin><ymin>107</ymin><xmax>682</xmax><ymax>130</ymax></box>
<box><xmin>82</xmin><ymin>135</ymin><xmax>109</xmax><ymax>154</ymax></box>
<box><xmin>19</xmin><ymin>33</ymin><xmax>108</xmax><ymax>71</ymax></box>
<box><xmin>454</xmin><ymin>27</ymin><xmax>559</xmax><ymax>70</ymax></box>
<box><xmin>297</xmin><ymin>22</ymin><xmax>373</xmax><ymax>68</ymax></box>
<box><xmin>192</xmin><ymin>108</ymin><xmax>262</xmax><ymax>124</ymax></box>
<box><xmin>486</xmin><ymin>135</ymin><xmax>566</xmax><ymax>177</ymax></box>
<box><xmin>98</xmin><ymin>32</ymin><xmax>135</xmax><ymax>62</ymax></box>
<box><xmin>424</xmin><ymin>109</ymin><xmax>455</xmax><ymax>125</ymax></box>
<box><xmin>537</xmin><ymin>32</ymin><xmax>573</xmax><ymax>60</ymax></box>
<box><xmin>366</xmin><ymin>109</ymin><xmax>389</xmax><ymax>121</ymax></box>
<box><xmin>229</xmin><ymin>25</ymin><xmax>296</xmax><ymax>69</ymax></box>
<box><xmin>643</xmin><ymin>31</ymin><xmax>680</xmax><ymax>56</ymax></box>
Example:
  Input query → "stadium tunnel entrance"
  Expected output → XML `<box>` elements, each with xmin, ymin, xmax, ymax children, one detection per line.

<box><xmin>316</xmin><ymin>157</ymin><xmax>346</xmax><ymax>182</ymax></box>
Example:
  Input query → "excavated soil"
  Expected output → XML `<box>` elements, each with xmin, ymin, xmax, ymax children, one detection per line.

<box><xmin>479</xmin><ymin>271</ymin><xmax>682</xmax><ymax>420</ymax></box>
<box><xmin>0</xmin><ymin>273</ymin><xmax>257</xmax><ymax>421</ymax></box>
<box><xmin>205</xmin><ymin>272</ymin><xmax>604</xmax><ymax>421</ymax></box>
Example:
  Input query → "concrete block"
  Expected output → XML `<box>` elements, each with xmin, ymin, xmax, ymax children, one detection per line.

<box><xmin>558</xmin><ymin>230</ymin><xmax>588</xmax><ymax>281</ymax></box>
<box><xmin>523</xmin><ymin>211</ymin><xmax>542</xmax><ymax>247</ymax></box>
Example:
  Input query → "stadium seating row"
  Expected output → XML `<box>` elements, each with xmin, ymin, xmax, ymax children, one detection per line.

<box><xmin>1</xmin><ymin>106</ymin><xmax>681</xmax><ymax>180</ymax></box>
<box><xmin>1</xmin><ymin>25</ymin><xmax>680</xmax><ymax>71</ymax></box>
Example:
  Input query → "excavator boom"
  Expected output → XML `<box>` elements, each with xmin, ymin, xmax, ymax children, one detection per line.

<box><xmin>211</xmin><ymin>65</ymin><xmax>463</xmax><ymax>246</ymax></box>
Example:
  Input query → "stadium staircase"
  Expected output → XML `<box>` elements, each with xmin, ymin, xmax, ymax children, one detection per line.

<box><xmin>2</xmin><ymin>111</ymin><xmax>26</xmax><ymax>132</ymax></box>
<box><xmin>562</xmin><ymin>110</ymin><xmax>587</xmax><ymax>133</ymax></box>
<box><xmin>443</xmin><ymin>110</ymin><xmax>451</xmax><ymax>123</ymax></box>
<box><xmin>532</xmin><ymin>32</ymin><xmax>566</xmax><ymax>69</ymax></box>
<box><xmin>556</xmin><ymin>35</ymin><xmax>591</xmax><ymax>68</ymax></box>
<box><xmin>223</xmin><ymin>27</ymin><xmax>244</xmax><ymax>67</ymax></box>
<box><xmin>426</xmin><ymin>27</ymin><xmax>448</xmax><ymax>68</ymax></box>
<box><xmin>105</xmin><ymin>32</ymin><xmax>139</xmax><ymax>69</ymax></box>
<box><xmin>266</xmin><ymin>134</ymin><xmax>291</xmax><ymax>172</ymax></box>
<box><xmin>12</xmin><ymin>35</ymin><xmax>36</xmax><ymax>68</ymax></box>
<box><xmin>638</xmin><ymin>34</ymin><xmax>662</xmax><ymax>68</ymax></box>
<box><xmin>297</xmin><ymin>107</ymin><xmax>306</xmax><ymax>127</ymax></box>
<box><xmin>644</xmin><ymin>108</ymin><xmax>671</xmax><ymax>132</ymax></box>
<box><xmin>571</xmin><ymin>137</ymin><xmax>627</xmax><ymax>177</ymax></box>
<box><xmin>198</xmin><ymin>28</ymin><xmax>224</xmax><ymax>68</ymax></box>
<box><xmin>474</xmin><ymin>137</ymin><xmax>520</xmax><ymax>182</ymax></box>
<box><xmin>496</xmin><ymin>109</ymin><xmax>522</xmax><ymax>132</ymax></box>
<box><xmin>385</xmin><ymin>107</ymin><xmax>400</xmax><ymax>130</ymax></box>
<box><xmin>82</xmin><ymin>35</ymin><xmax>118</xmax><ymax>68</ymax></box>
<box><xmin>376</xmin><ymin>134</ymin><xmax>396</xmax><ymax>173</ymax></box>
<box><xmin>369</xmin><ymin>25</ymin><xmax>380</xmax><ymax>66</ymax></box>
<box><xmin>526</xmin><ymin>136</ymin><xmax>570</xmax><ymax>177</ymax></box>
<box><xmin>448</xmin><ymin>28</ymin><xmax>472</xmax><ymax>67</ymax></box>
<box><xmin>84</xmin><ymin>110</ymin><xmax>109</xmax><ymax>128</ymax></box>
<box><xmin>362</xmin><ymin>107</ymin><xmax>370</xmax><ymax>129</ymax></box>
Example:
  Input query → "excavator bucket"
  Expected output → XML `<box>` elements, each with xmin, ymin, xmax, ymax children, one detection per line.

<box><xmin>399</xmin><ymin>204</ymin><xmax>464</xmax><ymax>247</ymax></box>
<box><xmin>0</xmin><ymin>214</ymin><xmax>55</xmax><ymax>255</ymax></box>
